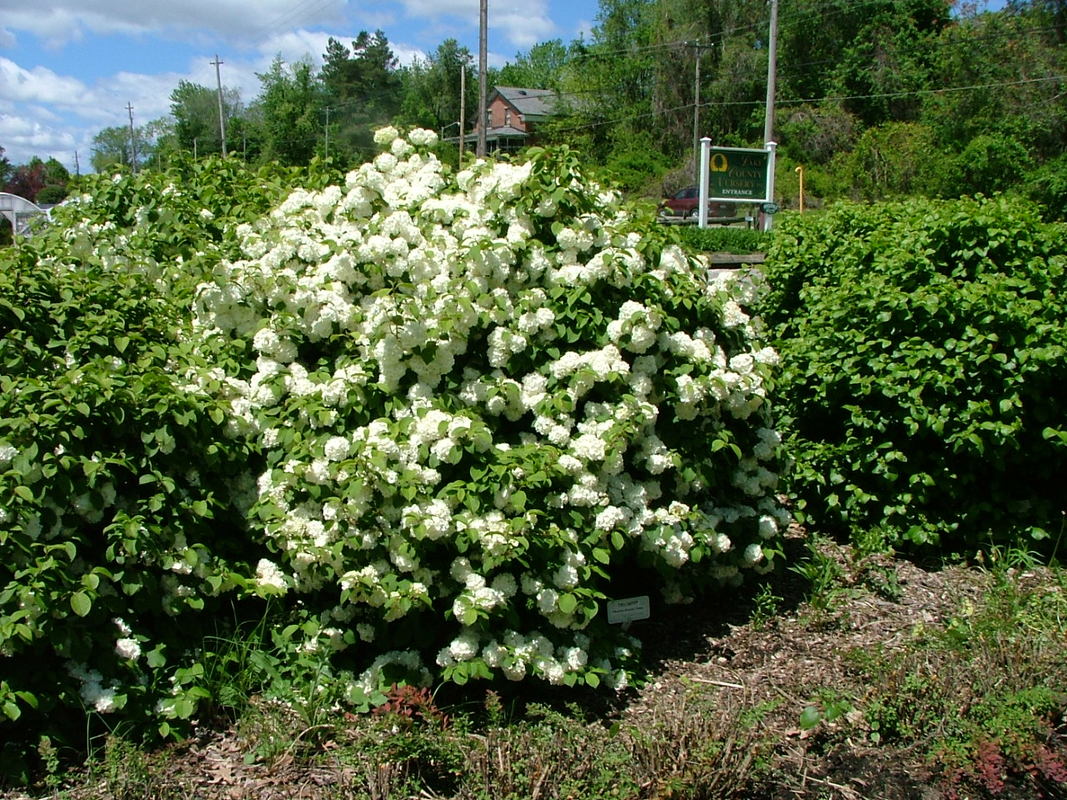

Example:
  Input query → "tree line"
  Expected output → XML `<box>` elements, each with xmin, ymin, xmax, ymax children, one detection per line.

<box><xmin>89</xmin><ymin>32</ymin><xmax>478</xmax><ymax>172</ymax></box>
<box><xmin>3</xmin><ymin>0</ymin><xmax>1066</xmax><ymax>217</ymax></box>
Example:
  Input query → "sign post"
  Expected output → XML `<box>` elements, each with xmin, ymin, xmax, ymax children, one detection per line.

<box><xmin>698</xmin><ymin>137</ymin><xmax>711</xmax><ymax>229</ymax></box>
<box><xmin>697</xmin><ymin>140</ymin><xmax>778</xmax><ymax>230</ymax></box>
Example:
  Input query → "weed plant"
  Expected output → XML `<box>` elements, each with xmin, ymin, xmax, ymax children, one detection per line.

<box><xmin>849</xmin><ymin>564</ymin><xmax>1067</xmax><ymax>797</ymax></box>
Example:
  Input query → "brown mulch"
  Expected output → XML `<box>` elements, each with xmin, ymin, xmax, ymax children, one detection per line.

<box><xmin>620</xmin><ymin>536</ymin><xmax>992</xmax><ymax>800</ymax></box>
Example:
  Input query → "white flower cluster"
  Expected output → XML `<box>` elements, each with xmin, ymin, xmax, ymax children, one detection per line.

<box><xmin>68</xmin><ymin>663</ymin><xmax>121</xmax><ymax>714</ymax></box>
<box><xmin>0</xmin><ymin>442</ymin><xmax>17</xmax><ymax>466</ymax></box>
<box><xmin>434</xmin><ymin>627</ymin><xmax>627</xmax><ymax>687</ymax></box>
<box><xmin>112</xmin><ymin>617</ymin><xmax>142</xmax><ymax>661</ymax></box>
<box><xmin>192</xmin><ymin>128</ymin><xmax>788</xmax><ymax>687</ymax></box>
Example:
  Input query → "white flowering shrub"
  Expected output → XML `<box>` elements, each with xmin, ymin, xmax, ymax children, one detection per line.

<box><xmin>0</xmin><ymin>141</ymin><xmax>785</xmax><ymax>773</ymax></box>
<box><xmin>192</xmin><ymin>128</ymin><xmax>788</xmax><ymax>692</ymax></box>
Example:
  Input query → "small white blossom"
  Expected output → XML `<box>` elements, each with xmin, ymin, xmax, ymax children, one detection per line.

<box><xmin>115</xmin><ymin>638</ymin><xmax>141</xmax><ymax>661</ymax></box>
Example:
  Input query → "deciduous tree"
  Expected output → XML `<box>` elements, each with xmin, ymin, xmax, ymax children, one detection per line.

<box><xmin>255</xmin><ymin>57</ymin><xmax>325</xmax><ymax>166</ymax></box>
<box><xmin>398</xmin><ymin>39</ymin><xmax>475</xmax><ymax>134</ymax></box>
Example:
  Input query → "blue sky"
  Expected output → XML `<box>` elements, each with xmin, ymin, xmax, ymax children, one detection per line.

<box><xmin>0</xmin><ymin>0</ymin><xmax>600</xmax><ymax>172</ymax></box>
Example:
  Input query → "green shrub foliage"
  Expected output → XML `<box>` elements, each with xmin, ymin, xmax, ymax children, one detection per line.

<box><xmin>955</xmin><ymin>134</ymin><xmax>1032</xmax><ymax>197</ymax></box>
<box><xmin>0</xmin><ymin>157</ymin><xmax>350</xmax><ymax>772</ymax></box>
<box><xmin>1023</xmin><ymin>153</ymin><xmax>1067</xmax><ymax>222</ymax></box>
<box><xmin>676</xmin><ymin>225</ymin><xmax>771</xmax><ymax>256</ymax></box>
<box><xmin>763</xmin><ymin>196</ymin><xmax>1067</xmax><ymax>549</ymax></box>
<box><xmin>0</xmin><ymin>132</ymin><xmax>787</xmax><ymax>764</ymax></box>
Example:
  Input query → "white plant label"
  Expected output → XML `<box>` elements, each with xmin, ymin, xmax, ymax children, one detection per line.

<box><xmin>607</xmin><ymin>596</ymin><xmax>651</xmax><ymax>624</ymax></box>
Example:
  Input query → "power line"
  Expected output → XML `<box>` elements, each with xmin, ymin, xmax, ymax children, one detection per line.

<box><xmin>547</xmin><ymin>10</ymin><xmax>1066</xmax><ymax>102</ymax></box>
<box><xmin>563</xmin><ymin>0</ymin><xmax>1063</xmax><ymax>71</ymax></box>
<box><xmin>543</xmin><ymin>72</ymin><xmax>1066</xmax><ymax>136</ymax></box>
<box><xmin>717</xmin><ymin>72</ymin><xmax>1067</xmax><ymax>108</ymax></box>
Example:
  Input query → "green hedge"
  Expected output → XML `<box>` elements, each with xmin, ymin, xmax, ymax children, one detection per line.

<box><xmin>762</xmin><ymin>196</ymin><xmax>1067</xmax><ymax>550</ymax></box>
<box><xmin>675</xmin><ymin>225</ymin><xmax>771</xmax><ymax>255</ymax></box>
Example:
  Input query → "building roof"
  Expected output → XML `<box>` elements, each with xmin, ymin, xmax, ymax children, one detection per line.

<box><xmin>493</xmin><ymin>86</ymin><xmax>559</xmax><ymax>120</ymax></box>
<box><xmin>460</xmin><ymin>125</ymin><xmax>528</xmax><ymax>144</ymax></box>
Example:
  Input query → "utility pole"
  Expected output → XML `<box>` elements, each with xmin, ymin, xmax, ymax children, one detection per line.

<box><xmin>690</xmin><ymin>42</ymin><xmax>714</xmax><ymax>190</ymax></box>
<box><xmin>476</xmin><ymin>0</ymin><xmax>488</xmax><ymax>157</ymax></box>
<box><xmin>74</xmin><ymin>150</ymin><xmax>80</xmax><ymax>177</ymax></box>
<box><xmin>459</xmin><ymin>64</ymin><xmax>466</xmax><ymax>165</ymax></box>
<box><xmin>211</xmin><ymin>54</ymin><xmax>228</xmax><ymax>157</ymax></box>
<box><xmin>763</xmin><ymin>0</ymin><xmax>779</xmax><ymax>145</ymax></box>
<box><xmin>126</xmin><ymin>102</ymin><xmax>138</xmax><ymax>173</ymax></box>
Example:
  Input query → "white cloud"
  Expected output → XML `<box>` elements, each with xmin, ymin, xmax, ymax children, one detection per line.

<box><xmin>493</xmin><ymin>7</ymin><xmax>555</xmax><ymax>48</ymax></box>
<box><xmin>0</xmin><ymin>58</ymin><xmax>87</xmax><ymax>108</ymax></box>
<box><xmin>27</xmin><ymin>105</ymin><xmax>63</xmax><ymax>123</ymax></box>
<box><xmin>109</xmin><ymin>71</ymin><xmax>193</xmax><ymax>123</ymax></box>
<box><xmin>258</xmin><ymin>30</ymin><xmax>340</xmax><ymax>67</ymax></box>
<box><xmin>398</xmin><ymin>0</ymin><xmax>475</xmax><ymax>20</ymax></box>
<box><xmin>0</xmin><ymin>112</ymin><xmax>78</xmax><ymax>165</ymax></box>
<box><xmin>390</xmin><ymin>43</ymin><xmax>427</xmax><ymax>67</ymax></box>
<box><xmin>1</xmin><ymin>1</ymin><xmax>348</xmax><ymax>48</ymax></box>
<box><xmin>0</xmin><ymin>56</ymin><xmax>210</xmax><ymax>168</ymax></box>
<box><xmin>0</xmin><ymin>0</ymin><xmax>586</xmax><ymax>171</ymax></box>
<box><xmin>396</xmin><ymin>0</ymin><xmax>555</xmax><ymax>48</ymax></box>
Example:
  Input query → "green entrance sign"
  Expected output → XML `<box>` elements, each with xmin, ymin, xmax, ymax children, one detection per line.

<box><xmin>707</xmin><ymin>147</ymin><xmax>770</xmax><ymax>202</ymax></box>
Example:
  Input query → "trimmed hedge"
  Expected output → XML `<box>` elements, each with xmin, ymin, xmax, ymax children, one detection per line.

<box><xmin>762</xmin><ymin>196</ymin><xmax>1067</xmax><ymax>550</ymax></box>
<box><xmin>676</xmin><ymin>225</ymin><xmax>771</xmax><ymax>255</ymax></box>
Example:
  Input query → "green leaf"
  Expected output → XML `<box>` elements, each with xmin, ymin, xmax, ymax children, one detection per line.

<box><xmin>558</xmin><ymin>593</ymin><xmax>578</xmax><ymax>614</ymax></box>
<box><xmin>799</xmin><ymin>706</ymin><xmax>823</xmax><ymax>730</ymax></box>
<box><xmin>13</xmin><ymin>485</ymin><xmax>33</xmax><ymax>502</ymax></box>
<box><xmin>70</xmin><ymin>591</ymin><xmax>92</xmax><ymax>617</ymax></box>
<box><xmin>173</xmin><ymin>697</ymin><xmax>195</xmax><ymax>719</ymax></box>
<box><xmin>147</xmin><ymin>648</ymin><xmax>167</xmax><ymax>669</ymax></box>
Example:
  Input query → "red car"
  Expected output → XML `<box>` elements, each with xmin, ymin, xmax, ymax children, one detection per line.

<box><xmin>660</xmin><ymin>186</ymin><xmax>737</xmax><ymax>218</ymax></box>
